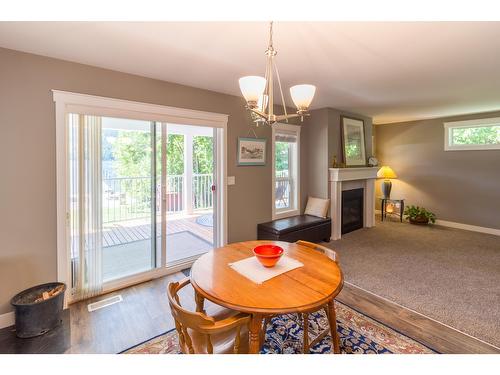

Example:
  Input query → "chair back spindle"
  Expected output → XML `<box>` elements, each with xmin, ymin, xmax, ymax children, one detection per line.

<box><xmin>168</xmin><ymin>278</ymin><xmax>250</xmax><ymax>354</ymax></box>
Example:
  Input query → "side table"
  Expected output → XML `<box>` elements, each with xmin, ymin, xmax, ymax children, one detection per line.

<box><xmin>379</xmin><ymin>198</ymin><xmax>405</xmax><ymax>222</ymax></box>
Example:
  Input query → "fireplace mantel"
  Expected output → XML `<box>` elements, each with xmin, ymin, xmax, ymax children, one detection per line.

<box><xmin>329</xmin><ymin>167</ymin><xmax>378</xmax><ymax>182</ymax></box>
<box><xmin>329</xmin><ymin>167</ymin><xmax>378</xmax><ymax>240</ymax></box>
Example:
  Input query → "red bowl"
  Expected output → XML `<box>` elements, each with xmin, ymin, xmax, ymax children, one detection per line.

<box><xmin>253</xmin><ymin>245</ymin><xmax>284</xmax><ymax>267</ymax></box>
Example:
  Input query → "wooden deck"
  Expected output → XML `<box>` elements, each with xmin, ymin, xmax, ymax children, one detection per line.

<box><xmin>103</xmin><ymin>212</ymin><xmax>213</xmax><ymax>247</ymax></box>
<box><xmin>101</xmin><ymin>212</ymin><xmax>214</xmax><ymax>280</ymax></box>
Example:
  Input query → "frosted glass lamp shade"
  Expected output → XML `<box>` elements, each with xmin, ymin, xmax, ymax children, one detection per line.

<box><xmin>239</xmin><ymin>76</ymin><xmax>266</xmax><ymax>106</ymax></box>
<box><xmin>290</xmin><ymin>84</ymin><xmax>316</xmax><ymax>111</ymax></box>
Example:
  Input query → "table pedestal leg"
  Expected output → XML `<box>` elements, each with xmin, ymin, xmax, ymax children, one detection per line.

<box><xmin>249</xmin><ymin>313</ymin><xmax>263</xmax><ymax>354</ymax></box>
<box><xmin>328</xmin><ymin>300</ymin><xmax>341</xmax><ymax>354</ymax></box>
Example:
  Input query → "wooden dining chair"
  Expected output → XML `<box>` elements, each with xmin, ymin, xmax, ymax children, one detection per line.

<box><xmin>295</xmin><ymin>240</ymin><xmax>341</xmax><ymax>354</ymax></box>
<box><xmin>168</xmin><ymin>278</ymin><xmax>251</xmax><ymax>354</ymax></box>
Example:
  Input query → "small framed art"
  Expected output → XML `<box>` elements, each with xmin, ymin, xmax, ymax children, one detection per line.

<box><xmin>237</xmin><ymin>137</ymin><xmax>267</xmax><ymax>166</ymax></box>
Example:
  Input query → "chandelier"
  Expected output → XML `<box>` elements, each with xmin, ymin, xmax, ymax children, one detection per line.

<box><xmin>239</xmin><ymin>22</ymin><xmax>316</xmax><ymax>126</ymax></box>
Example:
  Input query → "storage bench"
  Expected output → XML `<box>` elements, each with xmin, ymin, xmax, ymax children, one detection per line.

<box><xmin>257</xmin><ymin>215</ymin><xmax>331</xmax><ymax>243</ymax></box>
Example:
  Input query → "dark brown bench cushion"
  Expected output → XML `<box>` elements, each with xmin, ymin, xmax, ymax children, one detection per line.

<box><xmin>257</xmin><ymin>215</ymin><xmax>331</xmax><ymax>243</ymax></box>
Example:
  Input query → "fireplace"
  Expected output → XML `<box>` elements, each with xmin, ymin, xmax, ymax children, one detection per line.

<box><xmin>329</xmin><ymin>167</ymin><xmax>377</xmax><ymax>240</ymax></box>
<box><xmin>342</xmin><ymin>188</ymin><xmax>364</xmax><ymax>234</ymax></box>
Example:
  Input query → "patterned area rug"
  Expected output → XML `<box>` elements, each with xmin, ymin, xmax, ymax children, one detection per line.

<box><xmin>124</xmin><ymin>302</ymin><xmax>435</xmax><ymax>354</ymax></box>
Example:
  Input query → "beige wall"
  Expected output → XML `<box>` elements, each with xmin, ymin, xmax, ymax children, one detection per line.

<box><xmin>0</xmin><ymin>47</ymin><xmax>301</xmax><ymax>314</ymax></box>
<box><xmin>302</xmin><ymin>108</ymin><xmax>373</xmax><ymax>203</ymax></box>
<box><xmin>303</xmin><ymin>108</ymin><xmax>329</xmax><ymax>199</ymax></box>
<box><xmin>375</xmin><ymin>112</ymin><xmax>500</xmax><ymax>229</ymax></box>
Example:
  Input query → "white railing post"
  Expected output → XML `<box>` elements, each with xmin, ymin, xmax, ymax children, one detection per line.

<box><xmin>185</xmin><ymin>134</ymin><xmax>193</xmax><ymax>215</ymax></box>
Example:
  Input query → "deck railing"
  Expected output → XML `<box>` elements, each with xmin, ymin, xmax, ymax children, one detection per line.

<box><xmin>193</xmin><ymin>174</ymin><xmax>213</xmax><ymax>210</ymax></box>
<box><xmin>103</xmin><ymin>174</ymin><xmax>213</xmax><ymax>223</ymax></box>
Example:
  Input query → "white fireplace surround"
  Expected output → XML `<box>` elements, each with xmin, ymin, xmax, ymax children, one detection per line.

<box><xmin>329</xmin><ymin>167</ymin><xmax>378</xmax><ymax>240</ymax></box>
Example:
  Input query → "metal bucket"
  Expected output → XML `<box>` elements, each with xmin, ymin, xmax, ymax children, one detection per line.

<box><xmin>10</xmin><ymin>282</ymin><xmax>66</xmax><ymax>338</ymax></box>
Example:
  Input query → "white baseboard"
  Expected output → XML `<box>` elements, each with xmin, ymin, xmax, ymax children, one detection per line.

<box><xmin>0</xmin><ymin>311</ymin><xmax>14</xmax><ymax>329</ymax></box>
<box><xmin>375</xmin><ymin>208</ymin><xmax>500</xmax><ymax>236</ymax></box>
<box><xmin>435</xmin><ymin>219</ymin><xmax>500</xmax><ymax>236</ymax></box>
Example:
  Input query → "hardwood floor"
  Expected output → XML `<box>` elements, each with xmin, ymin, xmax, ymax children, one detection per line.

<box><xmin>67</xmin><ymin>272</ymin><xmax>186</xmax><ymax>354</ymax></box>
<box><xmin>0</xmin><ymin>310</ymin><xmax>71</xmax><ymax>354</ymax></box>
<box><xmin>1</xmin><ymin>272</ymin><xmax>498</xmax><ymax>354</ymax></box>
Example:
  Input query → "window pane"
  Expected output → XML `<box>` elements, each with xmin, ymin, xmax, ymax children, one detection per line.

<box><xmin>101</xmin><ymin>117</ymin><xmax>155</xmax><ymax>281</ymax></box>
<box><xmin>275</xmin><ymin>141</ymin><xmax>291</xmax><ymax>210</ymax></box>
<box><xmin>451</xmin><ymin>125</ymin><xmax>500</xmax><ymax>146</ymax></box>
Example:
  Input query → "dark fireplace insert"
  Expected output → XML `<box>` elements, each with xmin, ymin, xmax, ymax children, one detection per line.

<box><xmin>342</xmin><ymin>188</ymin><xmax>364</xmax><ymax>234</ymax></box>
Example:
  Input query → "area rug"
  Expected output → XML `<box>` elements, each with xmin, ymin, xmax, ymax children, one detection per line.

<box><xmin>124</xmin><ymin>302</ymin><xmax>435</xmax><ymax>354</ymax></box>
<box><xmin>195</xmin><ymin>213</ymin><xmax>213</xmax><ymax>227</ymax></box>
<box><xmin>166</xmin><ymin>231</ymin><xmax>213</xmax><ymax>263</ymax></box>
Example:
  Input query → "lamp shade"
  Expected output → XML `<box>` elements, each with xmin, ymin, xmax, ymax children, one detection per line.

<box><xmin>239</xmin><ymin>76</ymin><xmax>266</xmax><ymax>105</ymax></box>
<box><xmin>377</xmin><ymin>166</ymin><xmax>397</xmax><ymax>179</ymax></box>
<box><xmin>290</xmin><ymin>84</ymin><xmax>316</xmax><ymax>111</ymax></box>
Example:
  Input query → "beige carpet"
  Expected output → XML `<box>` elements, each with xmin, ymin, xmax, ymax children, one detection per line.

<box><xmin>324</xmin><ymin>218</ymin><xmax>500</xmax><ymax>348</ymax></box>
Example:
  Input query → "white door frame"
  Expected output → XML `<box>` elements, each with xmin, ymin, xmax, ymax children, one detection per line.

<box><xmin>271</xmin><ymin>123</ymin><xmax>301</xmax><ymax>220</ymax></box>
<box><xmin>53</xmin><ymin>90</ymin><xmax>228</xmax><ymax>304</ymax></box>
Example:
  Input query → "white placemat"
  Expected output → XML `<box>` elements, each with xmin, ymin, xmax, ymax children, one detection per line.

<box><xmin>229</xmin><ymin>255</ymin><xmax>304</xmax><ymax>284</ymax></box>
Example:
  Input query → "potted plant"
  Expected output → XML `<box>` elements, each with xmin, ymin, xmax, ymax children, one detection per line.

<box><xmin>403</xmin><ymin>205</ymin><xmax>436</xmax><ymax>225</ymax></box>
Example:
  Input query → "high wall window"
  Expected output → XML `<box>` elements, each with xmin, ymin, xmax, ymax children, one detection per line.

<box><xmin>444</xmin><ymin>117</ymin><xmax>500</xmax><ymax>151</ymax></box>
<box><xmin>272</xmin><ymin>123</ymin><xmax>301</xmax><ymax>219</ymax></box>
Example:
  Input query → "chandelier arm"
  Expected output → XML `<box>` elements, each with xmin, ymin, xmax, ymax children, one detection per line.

<box><xmin>263</xmin><ymin>58</ymin><xmax>270</xmax><ymax>111</ymax></box>
<box><xmin>248</xmin><ymin>107</ymin><xmax>268</xmax><ymax>119</ymax></box>
<box><xmin>267</xmin><ymin>53</ymin><xmax>274</xmax><ymax>122</ymax></box>
<box><xmin>274</xmin><ymin>113</ymin><xmax>309</xmax><ymax>122</ymax></box>
<box><xmin>273</xmin><ymin>61</ymin><xmax>289</xmax><ymax>122</ymax></box>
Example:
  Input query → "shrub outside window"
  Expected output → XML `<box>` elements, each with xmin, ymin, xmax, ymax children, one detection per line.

<box><xmin>444</xmin><ymin>117</ymin><xmax>500</xmax><ymax>151</ymax></box>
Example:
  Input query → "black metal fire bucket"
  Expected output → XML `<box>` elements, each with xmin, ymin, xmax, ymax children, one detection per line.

<box><xmin>10</xmin><ymin>282</ymin><xmax>66</xmax><ymax>338</ymax></box>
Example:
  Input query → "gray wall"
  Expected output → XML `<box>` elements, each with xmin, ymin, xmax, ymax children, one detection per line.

<box><xmin>0</xmin><ymin>47</ymin><xmax>300</xmax><ymax>315</ymax></box>
<box><xmin>302</xmin><ymin>108</ymin><xmax>373</xmax><ymax>202</ymax></box>
<box><xmin>375</xmin><ymin>112</ymin><xmax>500</xmax><ymax>229</ymax></box>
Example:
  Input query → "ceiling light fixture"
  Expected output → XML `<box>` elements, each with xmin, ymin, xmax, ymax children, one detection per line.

<box><xmin>239</xmin><ymin>22</ymin><xmax>316</xmax><ymax>126</ymax></box>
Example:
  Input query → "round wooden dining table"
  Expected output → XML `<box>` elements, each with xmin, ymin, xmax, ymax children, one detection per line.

<box><xmin>190</xmin><ymin>240</ymin><xmax>344</xmax><ymax>354</ymax></box>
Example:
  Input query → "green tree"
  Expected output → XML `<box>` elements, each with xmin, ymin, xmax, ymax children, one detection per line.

<box><xmin>111</xmin><ymin>130</ymin><xmax>153</xmax><ymax>216</ymax></box>
<box><xmin>114</xmin><ymin>131</ymin><xmax>152</xmax><ymax>177</ymax></box>
<box><xmin>193</xmin><ymin>136</ymin><xmax>213</xmax><ymax>174</ymax></box>
<box><xmin>452</xmin><ymin>126</ymin><xmax>499</xmax><ymax>145</ymax></box>
<box><xmin>275</xmin><ymin>142</ymin><xmax>289</xmax><ymax>172</ymax></box>
<box><xmin>166</xmin><ymin>134</ymin><xmax>185</xmax><ymax>175</ymax></box>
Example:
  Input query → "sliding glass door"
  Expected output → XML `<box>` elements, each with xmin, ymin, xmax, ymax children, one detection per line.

<box><xmin>165</xmin><ymin>124</ymin><xmax>215</xmax><ymax>267</ymax></box>
<box><xmin>68</xmin><ymin>115</ymin><xmax>218</xmax><ymax>300</ymax></box>
<box><xmin>100</xmin><ymin>117</ymin><xmax>157</xmax><ymax>281</ymax></box>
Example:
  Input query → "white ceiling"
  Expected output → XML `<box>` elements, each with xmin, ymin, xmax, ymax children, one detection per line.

<box><xmin>1</xmin><ymin>22</ymin><xmax>500</xmax><ymax>124</ymax></box>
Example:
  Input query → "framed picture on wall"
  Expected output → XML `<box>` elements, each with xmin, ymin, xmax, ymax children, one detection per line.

<box><xmin>341</xmin><ymin>116</ymin><xmax>367</xmax><ymax>166</ymax></box>
<box><xmin>237</xmin><ymin>137</ymin><xmax>267</xmax><ymax>166</ymax></box>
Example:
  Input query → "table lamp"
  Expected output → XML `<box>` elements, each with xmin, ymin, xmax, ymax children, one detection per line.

<box><xmin>377</xmin><ymin>166</ymin><xmax>397</xmax><ymax>198</ymax></box>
